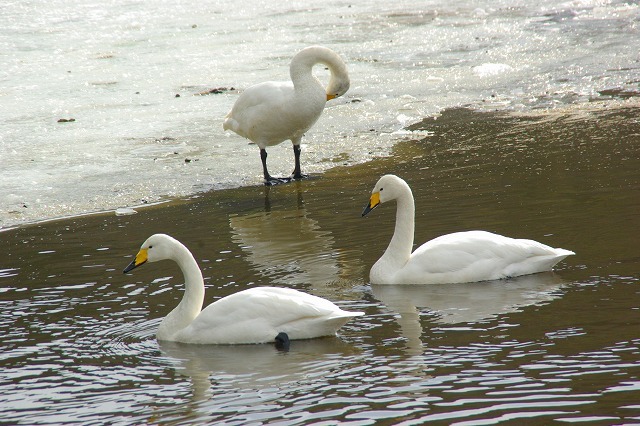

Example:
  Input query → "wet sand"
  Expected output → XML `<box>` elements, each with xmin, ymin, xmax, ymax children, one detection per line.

<box><xmin>1</xmin><ymin>99</ymin><xmax>639</xmax><ymax>423</ymax></box>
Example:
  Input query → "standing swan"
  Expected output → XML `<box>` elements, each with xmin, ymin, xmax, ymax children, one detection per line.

<box><xmin>223</xmin><ymin>46</ymin><xmax>350</xmax><ymax>185</ymax></box>
<box><xmin>123</xmin><ymin>234</ymin><xmax>363</xmax><ymax>344</ymax></box>
<box><xmin>361</xmin><ymin>175</ymin><xmax>575</xmax><ymax>285</ymax></box>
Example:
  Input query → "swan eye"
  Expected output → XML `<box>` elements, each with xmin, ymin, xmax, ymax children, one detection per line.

<box><xmin>148</xmin><ymin>245</ymin><xmax>153</xmax><ymax>249</ymax></box>
<box><xmin>380</xmin><ymin>188</ymin><xmax>383</xmax><ymax>191</ymax></box>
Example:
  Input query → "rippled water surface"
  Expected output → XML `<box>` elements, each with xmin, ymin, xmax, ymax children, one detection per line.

<box><xmin>1</xmin><ymin>106</ymin><xmax>639</xmax><ymax>424</ymax></box>
<box><xmin>2</xmin><ymin>0</ymin><xmax>640</xmax><ymax>227</ymax></box>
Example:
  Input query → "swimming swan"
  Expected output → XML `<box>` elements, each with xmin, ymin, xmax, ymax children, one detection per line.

<box><xmin>223</xmin><ymin>46</ymin><xmax>350</xmax><ymax>185</ymax></box>
<box><xmin>123</xmin><ymin>234</ymin><xmax>363</xmax><ymax>344</ymax></box>
<box><xmin>362</xmin><ymin>174</ymin><xmax>575</xmax><ymax>285</ymax></box>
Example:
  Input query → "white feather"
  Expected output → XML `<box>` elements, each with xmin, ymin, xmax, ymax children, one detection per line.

<box><xmin>223</xmin><ymin>46</ymin><xmax>349</xmax><ymax>182</ymax></box>
<box><xmin>363</xmin><ymin>175</ymin><xmax>575</xmax><ymax>284</ymax></box>
<box><xmin>125</xmin><ymin>234</ymin><xmax>362</xmax><ymax>344</ymax></box>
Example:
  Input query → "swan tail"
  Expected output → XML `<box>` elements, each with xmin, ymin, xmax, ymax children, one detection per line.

<box><xmin>280</xmin><ymin>311</ymin><xmax>363</xmax><ymax>340</ymax></box>
<box><xmin>554</xmin><ymin>248</ymin><xmax>575</xmax><ymax>258</ymax></box>
<box><xmin>339</xmin><ymin>310</ymin><xmax>365</xmax><ymax>318</ymax></box>
<box><xmin>325</xmin><ymin>310</ymin><xmax>364</xmax><ymax>332</ymax></box>
<box><xmin>222</xmin><ymin>116</ymin><xmax>237</xmax><ymax>132</ymax></box>
<box><xmin>505</xmin><ymin>250</ymin><xmax>574</xmax><ymax>278</ymax></box>
<box><xmin>319</xmin><ymin>313</ymin><xmax>363</xmax><ymax>336</ymax></box>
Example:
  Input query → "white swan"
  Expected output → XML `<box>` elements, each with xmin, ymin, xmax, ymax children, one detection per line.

<box><xmin>223</xmin><ymin>46</ymin><xmax>350</xmax><ymax>185</ymax></box>
<box><xmin>123</xmin><ymin>234</ymin><xmax>363</xmax><ymax>344</ymax></box>
<box><xmin>362</xmin><ymin>174</ymin><xmax>575</xmax><ymax>285</ymax></box>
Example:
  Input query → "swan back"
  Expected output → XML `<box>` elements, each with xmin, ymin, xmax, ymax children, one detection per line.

<box><xmin>401</xmin><ymin>231</ymin><xmax>574</xmax><ymax>284</ymax></box>
<box><xmin>175</xmin><ymin>287</ymin><xmax>363</xmax><ymax>344</ymax></box>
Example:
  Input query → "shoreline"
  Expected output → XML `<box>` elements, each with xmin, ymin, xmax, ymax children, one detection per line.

<box><xmin>3</xmin><ymin>97</ymin><xmax>638</xmax><ymax>233</ymax></box>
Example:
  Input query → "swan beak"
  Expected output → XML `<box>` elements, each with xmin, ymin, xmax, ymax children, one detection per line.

<box><xmin>326</xmin><ymin>93</ymin><xmax>336</xmax><ymax>101</ymax></box>
<box><xmin>362</xmin><ymin>192</ymin><xmax>380</xmax><ymax>217</ymax></box>
<box><xmin>123</xmin><ymin>248</ymin><xmax>148</xmax><ymax>273</ymax></box>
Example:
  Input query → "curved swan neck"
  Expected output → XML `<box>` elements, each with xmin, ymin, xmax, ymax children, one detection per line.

<box><xmin>387</xmin><ymin>184</ymin><xmax>416</xmax><ymax>263</ymax></box>
<box><xmin>289</xmin><ymin>46</ymin><xmax>344</xmax><ymax>93</ymax></box>
<box><xmin>157</xmin><ymin>242</ymin><xmax>205</xmax><ymax>339</ymax></box>
<box><xmin>175</xmin><ymin>245</ymin><xmax>205</xmax><ymax>305</ymax></box>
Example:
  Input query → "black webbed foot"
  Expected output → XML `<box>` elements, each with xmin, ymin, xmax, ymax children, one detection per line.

<box><xmin>290</xmin><ymin>172</ymin><xmax>309</xmax><ymax>181</ymax></box>
<box><xmin>274</xmin><ymin>332</ymin><xmax>290</xmax><ymax>352</ymax></box>
<box><xmin>264</xmin><ymin>176</ymin><xmax>291</xmax><ymax>186</ymax></box>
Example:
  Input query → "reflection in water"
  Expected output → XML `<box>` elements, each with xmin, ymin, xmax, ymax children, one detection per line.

<box><xmin>158</xmin><ymin>338</ymin><xmax>359</xmax><ymax>398</ymax></box>
<box><xmin>1</xmin><ymin>106</ymin><xmax>638</xmax><ymax>424</ymax></box>
<box><xmin>229</xmin><ymin>192</ymin><xmax>340</xmax><ymax>288</ymax></box>
<box><xmin>372</xmin><ymin>272</ymin><xmax>565</xmax><ymax>354</ymax></box>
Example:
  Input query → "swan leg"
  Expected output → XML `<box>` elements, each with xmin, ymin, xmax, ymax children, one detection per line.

<box><xmin>260</xmin><ymin>148</ymin><xmax>288</xmax><ymax>186</ymax></box>
<box><xmin>291</xmin><ymin>143</ymin><xmax>309</xmax><ymax>180</ymax></box>
<box><xmin>275</xmin><ymin>332</ymin><xmax>290</xmax><ymax>352</ymax></box>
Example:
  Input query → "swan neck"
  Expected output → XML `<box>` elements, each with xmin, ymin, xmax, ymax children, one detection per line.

<box><xmin>289</xmin><ymin>47</ymin><xmax>340</xmax><ymax>93</ymax></box>
<box><xmin>388</xmin><ymin>190</ymin><xmax>415</xmax><ymax>262</ymax></box>
<box><xmin>158</xmin><ymin>244</ymin><xmax>205</xmax><ymax>339</ymax></box>
<box><xmin>177</xmin><ymin>248</ymin><xmax>205</xmax><ymax>307</ymax></box>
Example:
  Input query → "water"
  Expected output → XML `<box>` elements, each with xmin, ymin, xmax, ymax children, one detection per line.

<box><xmin>1</xmin><ymin>0</ymin><xmax>639</xmax><ymax>228</ymax></box>
<box><xmin>1</xmin><ymin>105</ymin><xmax>639</xmax><ymax>424</ymax></box>
<box><xmin>2</xmin><ymin>0</ymin><xmax>640</xmax><ymax>423</ymax></box>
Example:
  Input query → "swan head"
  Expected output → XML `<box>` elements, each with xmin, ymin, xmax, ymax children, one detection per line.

<box><xmin>295</xmin><ymin>45</ymin><xmax>349</xmax><ymax>101</ymax></box>
<box><xmin>326</xmin><ymin>72</ymin><xmax>350</xmax><ymax>101</ymax></box>
<box><xmin>123</xmin><ymin>234</ymin><xmax>181</xmax><ymax>273</ymax></box>
<box><xmin>362</xmin><ymin>174</ymin><xmax>410</xmax><ymax>216</ymax></box>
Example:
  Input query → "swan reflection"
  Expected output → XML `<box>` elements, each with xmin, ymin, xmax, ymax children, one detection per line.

<box><xmin>158</xmin><ymin>338</ymin><xmax>358</xmax><ymax>398</ymax></box>
<box><xmin>229</xmin><ymin>206</ymin><xmax>340</xmax><ymax>287</ymax></box>
<box><xmin>372</xmin><ymin>272</ymin><xmax>566</xmax><ymax>353</ymax></box>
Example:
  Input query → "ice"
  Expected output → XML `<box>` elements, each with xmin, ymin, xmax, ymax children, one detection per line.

<box><xmin>473</xmin><ymin>63</ymin><xmax>514</xmax><ymax>77</ymax></box>
<box><xmin>1</xmin><ymin>0</ymin><xmax>639</xmax><ymax>228</ymax></box>
<box><xmin>115</xmin><ymin>208</ymin><xmax>137</xmax><ymax>216</ymax></box>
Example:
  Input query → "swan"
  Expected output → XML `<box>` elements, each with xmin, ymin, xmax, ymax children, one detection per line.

<box><xmin>223</xmin><ymin>46</ymin><xmax>350</xmax><ymax>185</ymax></box>
<box><xmin>123</xmin><ymin>234</ymin><xmax>363</xmax><ymax>344</ymax></box>
<box><xmin>361</xmin><ymin>174</ymin><xmax>575</xmax><ymax>285</ymax></box>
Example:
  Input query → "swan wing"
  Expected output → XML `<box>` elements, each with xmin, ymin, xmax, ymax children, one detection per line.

<box><xmin>399</xmin><ymin>231</ymin><xmax>574</xmax><ymax>284</ymax></box>
<box><xmin>224</xmin><ymin>79</ymin><xmax>327</xmax><ymax>146</ymax></box>
<box><xmin>223</xmin><ymin>82</ymin><xmax>295</xmax><ymax>139</ymax></box>
<box><xmin>177</xmin><ymin>287</ymin><xmax>362</xmax><ymax>344</ymax></box>
<box><xmin>228</xmin><ymin>82</ymin><xmax>294</xmax><ymax>118</ymax></box>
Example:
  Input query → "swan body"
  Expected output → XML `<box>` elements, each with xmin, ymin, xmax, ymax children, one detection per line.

<box><xmin>223</xmin><ymin>46</ymin><xmax>350</xmax><ymax>185</ymax></box>
<box><xmin>362</xmin><ymin>175</ymin><xmax>575</xmax><ymax>285</ymax></box>
<box><xmin>123</xmin><ymin>234</ymin><xmax>362</xmax><ymax>344</ymax></box>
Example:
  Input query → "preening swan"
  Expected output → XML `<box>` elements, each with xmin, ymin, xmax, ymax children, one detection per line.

<box><xmin>223</xmin><ymin>46</ymin><xmax>350</xmax><ymax>185</ymax></box>
<box><xmin>123</xmin><ymin>234</ymin><xmax>363</xmax><ymax>344</ymax></box>
<box><xmin>362</xmin><ymin>175</ymin><xmax>575</xmax><ymax>285</ymax></box>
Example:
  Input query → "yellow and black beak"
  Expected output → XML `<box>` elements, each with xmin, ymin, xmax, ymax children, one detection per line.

<box><xmin>362</xmin><ymin>192</ymin><xmax>381</xmax><ymax>217</ymax></box>
<box><xmin>326</xmin><ymin>93</ymin><xmax>337</xmax><ymax>101</ymax></box>
<box><xmin>123</xmin><ymin>248</ymin><xmax>148</xmax><ymax>273</ymax></box>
